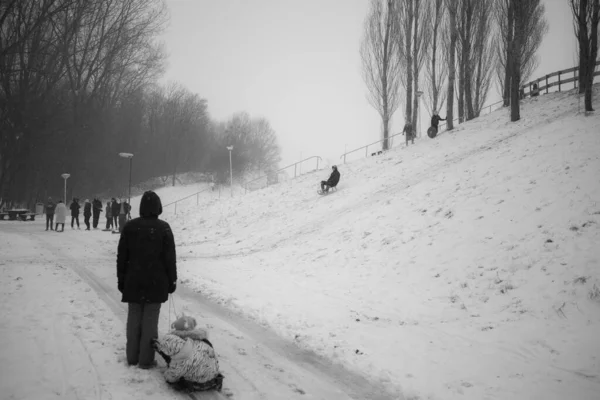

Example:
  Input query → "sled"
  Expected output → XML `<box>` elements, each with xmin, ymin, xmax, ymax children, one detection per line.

<box><xmin>427</xmin><ymin>126</ymin><xmax>438</xmax><ymax>138</ymax></box>
<box><xmin>317</xmin><ymin>188</ymin><xmax>337</xmax><ymax>196</ymax></box>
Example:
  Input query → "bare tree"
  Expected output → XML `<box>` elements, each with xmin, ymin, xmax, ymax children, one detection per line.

<box><xmin>495</xmin><ymin>0</ymin><xmax>548</xmax><ymax>105</ymax></box>
<box><xmin>360</xmin><ymin>0</ymin><xmax>403</xmax><ymax>150</ymax></box>
<box><xmin>410</xmin><ymin>0</ymin><xmax>432</xmax><ymax>136</ymax></box>
<box><xmin>571</xmin><ymin>0</ymin><xmax>600</xmax><ymax>111</ymax></box>
<box><xmin>444</xmin><ymin>0</ymin><xmax>459</xmax><ymax>130</ymax></box>
<box><xmin>397</xmin><ymin>0</ymin><xmax>414</xmax><ymax>129</ymax></box>
<box><xmin>470</xmin><ymin>0</ymin><xmax>495</xmax><ymax>117</ymax></box>
<box><xmin>425</xmin><ymin>0</ymin><xmax>448</xmax><ymax>117</ymax></box>
<box><xmin>507</xmin><ymin>0</ymin><xmax>546</xmax><ymax>121</ymax></box>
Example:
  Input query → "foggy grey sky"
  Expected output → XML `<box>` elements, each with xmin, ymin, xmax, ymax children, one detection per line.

<box><xmin>161</xmin><ymin>0</ymin><xmax>576</xmax><ymax>168</ymax></box>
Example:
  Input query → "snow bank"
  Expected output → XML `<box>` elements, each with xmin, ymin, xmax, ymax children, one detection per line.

<box><xmin>165</xmin><ymin>89</ymin><xmax>600</xmax><ymax>400</ymax></box>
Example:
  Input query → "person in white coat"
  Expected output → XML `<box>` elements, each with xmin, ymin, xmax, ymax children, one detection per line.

<box><xmin>54</xmin><ymin>200</ymin><xmax>68</xmax><ymax>232</ymax></box>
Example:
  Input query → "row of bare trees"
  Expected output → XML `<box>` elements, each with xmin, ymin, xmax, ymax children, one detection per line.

<box><xmin>0</xmin><ymin>0</ymin><xmax>281</xmax><ymax>207</ymax></box>
<box><xmin>360</xmin><ymin>0</ymin><xmax>550</xmax><ymax>146</ymax></box>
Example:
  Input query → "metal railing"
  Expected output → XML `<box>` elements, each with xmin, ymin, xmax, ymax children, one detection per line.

<box><xmin>340</xmin><ymin>132</ymin><xmax>405</xmax><ymax>164</ymax></box>
<box><xmin>162</xmin><ymin>186</ymin><xmax>213</xmax><ymax>215</ymax></box>
<box><xmin>162</xmin><ymin>156</ymin><xmax>323</xmax><ymax>213</ymax></box>
<box><xmin>243</xmin><ymin>156</ymin><xmax>322</xmax><ymax>193</ymax></box>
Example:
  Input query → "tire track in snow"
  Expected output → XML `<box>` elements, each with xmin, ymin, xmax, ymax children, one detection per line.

<box><xmin>28</xmin><ymin>232</ymin><xmax>395</xmax><ymax>399</ymax></box>
<box><xmin>31</xmin><ymin>235</ymin><xmax>230</xmax><ymax>400</ymax></box>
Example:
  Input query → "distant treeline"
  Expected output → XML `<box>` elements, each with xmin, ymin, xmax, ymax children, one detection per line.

<box><xmin>0</xmin><ymin>0</ymin><xmax>280</xmax><ymax>208</ymax></box>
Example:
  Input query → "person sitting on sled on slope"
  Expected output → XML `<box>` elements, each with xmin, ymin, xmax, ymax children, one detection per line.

<box><xmin>320</xmin><ymin>165</ymin><xmax>340</xmax><ymax>193</ymax></box>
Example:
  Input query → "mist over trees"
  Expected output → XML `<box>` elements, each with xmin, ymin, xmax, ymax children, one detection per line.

<box><xmin>360</xmin><ymin>0</ymin><xmax>550</xmax><ymax>136</ymax></box>
<box><xmin>0</xmin><ymin>0</ymin><xmax>281</xmax><ymax>207</ymax></box>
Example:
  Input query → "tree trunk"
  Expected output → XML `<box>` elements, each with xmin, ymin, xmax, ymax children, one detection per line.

<box><xmin>458</xmin><ymin>53</ymin><xmax>465</xmax><ymax>123</ymax></box>
<box><xmin>446</xmin><ymin>4</ymin><xmax>457</xmax><ymax>130</ymax></box>
<box><xmin>578</xmin><ymin>0</ymin><xmax>588</xmax><ymax>94</ymax></box>
<box><xmin>510</xmin><ymin>0</ymin><xmax>522</xmax><ymax>122</ymax></box>
<box><xmin>503</xmin><ymin>1</ymin><xmax>514</xmax><ymax>106</ymax></box>
<box><xmin>411</xmin><ymin>0</ymin><xmax>420</xmax><ymax>136</ymax></box>
<box><xmin>405</xmin><ymin>0</ymin><xmax>414</xmax><ymax>124</ymax></box>
<box><xmin>585</xmin><ymin>0</ymin><xmax>599</xmax><ymax>111</ymax></box>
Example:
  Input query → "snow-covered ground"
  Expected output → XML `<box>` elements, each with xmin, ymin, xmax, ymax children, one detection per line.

<box><xmin>1</xmin><ymin>88</ymin><xmax>599</xmax><ymax>400</ymax></box>
<box><xmin>164</xmin><ymin>89</ymin><xmax>600</xmax><ymax>400</ymax></box>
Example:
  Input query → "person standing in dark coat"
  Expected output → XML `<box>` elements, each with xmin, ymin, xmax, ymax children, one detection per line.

<box><xmin>105</xmin><ymin>201</ymin><xmax>113</xmax><ymax>230</ymax></box>
<box><xmin>118</xmin><ymin>200</ymin><xmax>131</xmax><ymax>234</ymax></box>
<box><xmin>70</xmin><ymin>198</ymin><xmax>81</xmax><ymax>229</ymax></box>
<box><xmin>116</xmin><ymin>191</ymin><xmax>177</xmax><ymax>369</ymax></box>
<box><xmin>92</xmin><ymin>198</ymin><xmax>103</xmax><ymax>229</ymax></box>
<box><xmin>45</xmin><ymin>197</ymin><xmax>56</xmax><ymax>231</ymax></box>
<box><xmin>83</xmin><ymin>199</ymin><xmax>92</xmax><ymax>230</ymax></box>
<box><xmin>430</xmin><ymin>113</ymin><xmax>446</xmax><ymax>132</ymax></box>
<box><xmin>111</xmin><ymin>198</ymin><xmax>120</xmax><ymax>230</ymax></box>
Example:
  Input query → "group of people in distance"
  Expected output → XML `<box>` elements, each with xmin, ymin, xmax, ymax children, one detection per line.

<box><xmin>44</xmin><ymin>196</ymin><xmax>131</xmax><ymax>232</ymax></box>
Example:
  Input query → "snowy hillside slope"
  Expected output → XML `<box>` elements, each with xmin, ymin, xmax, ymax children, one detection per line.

<box><xmin>163</xmin><ymin>89</ymin><xmax>600</xmax><ymax>400</ymax></box>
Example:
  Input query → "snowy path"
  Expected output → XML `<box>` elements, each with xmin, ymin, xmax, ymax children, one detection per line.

<box><xmin>0</xmin><ymin>222</ymin><xmax>396</xmax><ymax>400</ymax></box>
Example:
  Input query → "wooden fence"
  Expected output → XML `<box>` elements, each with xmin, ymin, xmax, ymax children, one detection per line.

<box><xmin>521</xmin><ymin>60</ymin><xmax>600</xmax><ymax>97</ymax></box>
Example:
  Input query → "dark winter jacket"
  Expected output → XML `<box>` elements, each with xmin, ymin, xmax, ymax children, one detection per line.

<box><xmin>92</xmin><ymin>199</ymin><xmax>103</xmax><ymax>215</ymax></box>
<box><xmin>83</xmin><ymin>202</ymin><xmax>92</xmax><ymax>217</ymax></box>
<box><xmin>70</xmin><ymin>201</ymin><xmax>80</xmax><ymax>216</ymax></box>
<box><xmin>402</xmin><ymin>122</ymin><xmax>414</xmax><ymax>137</ymax></box>
<box><xmin>111</xmin><ymin>200</ymin><xmax>120</xmax><ymax>217</ymax></box>
<box><xmin>431</xmin><ymin>115</ymin><xmax>446</xmax><ymax>128</ymax></box>
<box><xmin>45</xmin><ymin>201</ymin><xmax>56</xmax><ymax>215</ymax></box>
<box><xmin>327</xmin><ymin>169</ymin><xmax>341</xmax><ymax>187</ymax></box>
<box><xmin>116</xmin><ymin>191</ymin><xmax>177</xmax><ymax>304</ymax></box>
<box><xmin>119</xmin><ymin>202</ymin><xmax>131</xmax><ymax>216</ymax></box>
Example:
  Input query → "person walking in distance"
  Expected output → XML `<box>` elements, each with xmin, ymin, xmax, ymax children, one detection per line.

<box><xmin>117</xmin><ymin>191</ymin><xmax>177</xmax><ymax>369</ymax></box>
<box><xmin>45</xmin><ymin>197</ymin><xmax>56</xmax><ymax>231</ymax></box>
<box><xmin>54</xmin><ymin>200</ymin><xmax>68</xmax><ymax>232</ymax></box>
<box><xmin>83</xmin><ymin>199</ymin><xmax>92</xmax><ymax>230</ymax></box>
<box><xmin>70</xmin><ymin>198</ymin><xmax>81</xmax><ymax>229</ymax></box>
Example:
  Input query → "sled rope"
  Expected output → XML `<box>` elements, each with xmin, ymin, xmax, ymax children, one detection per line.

<box><xmin>168</xmin><ymin>293</ymin><xmax>179</xmax><ymax>330</ymax></box>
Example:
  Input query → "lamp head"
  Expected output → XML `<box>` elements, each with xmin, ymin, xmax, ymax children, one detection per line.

<box><xmin>61</xmin><ymin>173</ymin><xmax>70</xmax><ymax>179</ymax></box>
<box><xmin>118</xmin><ymin>152</ymin><xmax>134</xmax><ymax>158</ymax></box>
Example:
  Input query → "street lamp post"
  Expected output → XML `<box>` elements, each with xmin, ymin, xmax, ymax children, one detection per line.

<box><xmin>226</xmin><ymin>146</ymin><xmax>233</xmax><ymax>197</ymax></box>
<box><xmin>61</xmin><ymin>174</ymin><xmax>70</xmax><ymax>203</ymax></box>
<box><xmin>416</xmin><ymin>91</ymin><xmax>424</xmax><ymax>138</ymax></box>
<box><xmin>118</xmin><ymin>153</ymin><xmax>134</xmax><ymax>206</ymax></box>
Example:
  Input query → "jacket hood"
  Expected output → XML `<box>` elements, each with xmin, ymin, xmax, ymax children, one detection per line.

<box><xmin>139</xmin><ymin>191</ymin><xmax>162</xmax><ymax>217</ymax></box>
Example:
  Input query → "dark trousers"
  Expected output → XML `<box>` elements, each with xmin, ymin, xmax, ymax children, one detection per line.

<box><xmin>320</xmin><ymin>181</ymin><xmax>331</xmax><ymax>192</ymax></box>
<box><xmin>55</xmin><ymin>223</ymin><xmax>64</xmax><ymax>232</ymax></box>
<box><xmin>84</xmin><ymin>214</ymin><xmax>91</xmax><ymax>230</ymax></box>
<box><xmin>119</xmin><ymin>214</ymin><xmax>126</xmax><ymax>233</ymax></box>
<box><xmin>71</xmin><ymin>215</ymin><xmax>80</xmax><ymax>228</ymax></box>
<box><xmin>46</xmin><ymin>214</ymin><xmax>54</xmax><ymax>230</ymax></box>
<box><xmin>113</xmin><ymin>216</ymin><xmax>119</xmax><ymax>229</ymax></box>
<box><xmin>92</xmin><ymin>211</ymin><xmax>100</xmax><ymax>228</ymax></box>
<box><xmin>126</xmin><ymin>302</ymin><xmax>161</xmax><ymax>366</ymax></box>
<box><xmin>106</xmin><ymin>216</ymin><xmax>113</xmax><ymax>230</ymax></box>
